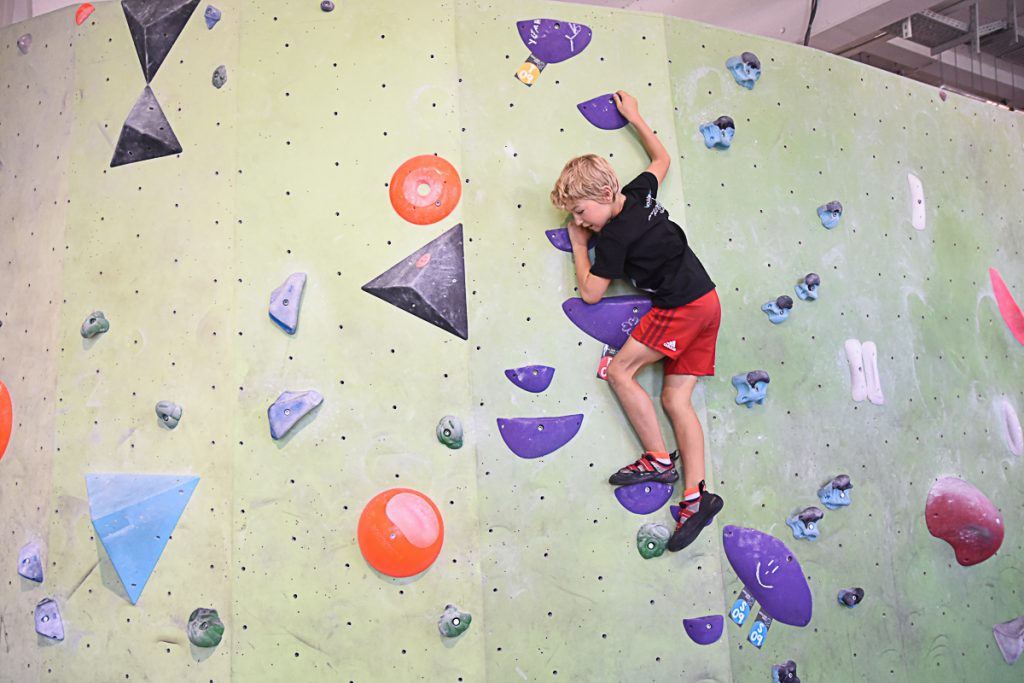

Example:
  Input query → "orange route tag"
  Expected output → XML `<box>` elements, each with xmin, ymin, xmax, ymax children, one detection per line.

<box><xmin>515</xmin><ymin>54</ymin><xmax>546</xmax><ymax>86</ymax></box>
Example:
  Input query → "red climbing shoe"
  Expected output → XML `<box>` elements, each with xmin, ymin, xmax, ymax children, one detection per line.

<box><xmin>608</xmin><ymin>451</ymin><xmax>679</xmax><ymax>486</ymax></box>
<box><xmin>667</xmin><ymin>481</ymin><xmax>723</xmax><ymax>552</ymax></box>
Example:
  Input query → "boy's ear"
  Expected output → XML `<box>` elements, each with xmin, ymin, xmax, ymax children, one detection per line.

<box><xmin>600</xmin><ymin>185</ymin><xmax>615</xmax><ymax>203</ymax></box>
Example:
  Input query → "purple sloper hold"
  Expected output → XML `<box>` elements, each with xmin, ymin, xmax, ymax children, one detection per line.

<box><xmin>497</xmin><ymin>414</ymin><xmax>583</xmax><ymax>459</ymax></box>
<box><xmin>562</xmin><ymin>295</ymin><xmax>652</xmax><ymax>349</ymax></box>
<box><xmin>614</xmin><ymin>481</ymin><xmax>673</xmax><ymax>514</ymax></box>
<box><xmin>683</xmin><ymin>615</ymin><xmax>724</xmax><ymax>645</ymax></box>
<box><xmin>504</xmin><ymin>365</ymin><xmax>555</xmax><ymax>393</ymax></box>
<box><xmin>516</xmin><ymin>19</ymin><xmax>592</xmax><ymax>64</ymax></box>
<box><xmin>269</xmin><ymin>272</ymin><xmax>306</xmax><ymax>334</ymax></box>
<box><xmin>577</xmin><ymin>94</ymin><xmax>628</xmax><ymax>130</ymax></box>
<box><xmin>722</xmin><ymin>525</ymin><xmax>813</xmax><ymax>627</ymax></box>
<box><xmin>18</xmin><ymin>542</ymin><xmax>43</xmax><ymax>582</ymax></box>
<box><xmin>35</xmin><ymin>598</ymin><xmax>64</xmax><ymax>641</ymax></box>
<box><xmin>545</xmin><ymin>228</ymin><xmax>597</xmax><ymax>253</ymax></box>
<box><xmin>268</xmin><ymin>390</ymin><xmax>323</xmax><ymax>440</ymax></box>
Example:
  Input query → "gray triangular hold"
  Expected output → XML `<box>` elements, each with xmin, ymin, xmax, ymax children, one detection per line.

<box><xmin>122</xmin><ymin>0</ymin><xmax>200</xmax><ymax>83</ymax></box>
<box><xmin>110</xmin><ymin>86</ymin><xmax>182</xmax><ymax>167</ymax></box>
<box><xmin>362</xmin><ymin>224</ymin><xmax>468</xmax><ymax>340</ymax></box>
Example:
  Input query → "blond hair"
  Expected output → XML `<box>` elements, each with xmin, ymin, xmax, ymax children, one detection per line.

<box><xmin>550</xmin><ymin>154</ymin><xmax>620</xmax><ymax>210</ymax></box>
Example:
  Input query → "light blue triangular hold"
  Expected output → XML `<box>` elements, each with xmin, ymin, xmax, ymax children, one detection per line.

<box><xmin>86</xmin><ymin>474</ymin><xmax>199</xmax><ymax>604</ymax></box>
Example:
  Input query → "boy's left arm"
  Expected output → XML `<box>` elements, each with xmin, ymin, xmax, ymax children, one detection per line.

<box><xmin>568</xmin><ymin>223</ymin><xmax>610</xmax><ymax>304</ymax></box>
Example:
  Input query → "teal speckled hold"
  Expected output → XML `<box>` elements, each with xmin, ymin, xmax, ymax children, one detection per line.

<box><xmin>436</xmin><ymin>415</ymin><xmax>463</xmax><ymax>449</ymax></box>
<box><xmin>636</xmin><ymin>522</ymin><xmax>670</xmax><ymax>559</ymax></box>
<box><xmin>187</xmin><ymin>607</ymin><xmax>224</xmax><ymax>648</ymax></box>
<box><xmin>155</xmin><ymin>401</ymin><xmax>182</xmax><ymax>429</ymax></box>
<box><xmin>80</xmin><ymin>311</ymin><xmax>109</xmax><ymax>338</ymax></box>
<box><xmin>437</xmin><ymin>604</ymin><xmax>472</xmax><ymax>637</ymax></box>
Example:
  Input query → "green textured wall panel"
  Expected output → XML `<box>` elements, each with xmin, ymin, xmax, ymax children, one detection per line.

<box><xmin>0</xmin><ymin>1</ymin><xmax>1022</xmax><ymax>682</ymax></box>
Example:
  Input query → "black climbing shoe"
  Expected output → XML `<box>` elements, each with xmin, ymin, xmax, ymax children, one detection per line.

<box><xmin>667</xmin><ymin>481</ymin><xmax>723</xmax><ymax>552</ymax></box>
<box><xmin>608</xmin><ymin>451</ymin><xmax>679</xmax><ymax>486</ymax></box>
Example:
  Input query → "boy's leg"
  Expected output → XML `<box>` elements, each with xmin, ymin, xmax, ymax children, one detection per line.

<box><xmin>661</xmin><ymin>375</ymin><xmax>705</xmax><ymax>489</ymax></box>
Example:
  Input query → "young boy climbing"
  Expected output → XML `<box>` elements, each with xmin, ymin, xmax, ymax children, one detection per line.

<box><xmin>550</xmin><ymin>91</ymin><xmax>724</xmax><ymax>552</ymax></box>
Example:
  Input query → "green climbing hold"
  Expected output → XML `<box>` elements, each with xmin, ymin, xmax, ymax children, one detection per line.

<box><xmin>437</xmin><ymin>604</ymin><xmax>472</xmax><ymax>637</ymax></box>
<box><xmin>80</xmin><ymin>311</ymin><xmax>109</xmax><ymax>338</ymax></box>
<box><xmin>436</xmin><ymin>415</ymin><xmax>463</xmax><ymax>449</ymax></box>
<box><xmin>187</xmin><ymin>607</ymin><xmax>224</xmax><ymax>647</ymax></box>
<box><xmin>636</xmin><ymin>522</ymin><xmax>670</xmax><ymax>559</ymax></box>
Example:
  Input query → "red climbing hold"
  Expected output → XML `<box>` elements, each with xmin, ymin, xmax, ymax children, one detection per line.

<box><xmin>989</xmin><ymin>268</ymin><xmax>1024</xmax><ymax>346</ymax></box>
<box><xmin>389</xmin><ymin>155</ymin><xmax>461</xmax><ymax>225</ymax></box>
<box><xmin>926</xmin><ymin>477</ymin><xmax>1004</xmax><ymax>567</ymax></box>
<box><xmin>357</xmin><ymin>488</ymin><xmax>444</xmax><ymax>578</ymax></box>
<box><xmin>0</xmin><ymin>380</ymin><xmax>11</xmax><ymax>462</ymax></box>
<box><xmin>75</xmin><ymin>3</ymin><xmax>95</xmax><ymax>25</ymax></box>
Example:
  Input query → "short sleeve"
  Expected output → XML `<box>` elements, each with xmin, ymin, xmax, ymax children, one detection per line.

<box><xmin>621</xmin><ymin>171</ymin><xmax>658</xmax><ymax>200</ymax></box>
<box><xmin>590</xmin><ymin>233</ymin><xmax>626</xmax><ymax>279</ymax></box>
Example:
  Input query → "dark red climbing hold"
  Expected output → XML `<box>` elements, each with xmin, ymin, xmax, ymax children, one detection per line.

<box><xmin>926</xmin><ymin>477</ymin><xmax>1004</xmax><ymax>567</ymax></box>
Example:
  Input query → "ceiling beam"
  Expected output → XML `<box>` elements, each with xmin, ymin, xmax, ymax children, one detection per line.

<box><xmin>810</xmin><ymin>0</ymin><xmax>941</xmax><ymax>52</ymax></box>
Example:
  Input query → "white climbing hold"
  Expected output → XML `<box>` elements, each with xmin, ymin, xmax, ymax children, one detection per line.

<box><xmin>861</xmin><ymin>341</ymin><xmax>884</xmax><ymax>406</ymax></box>
<box><xmin>996</xmin><ymin>398</ymin><xmax>1023</xmax><ymax>456</ymax></box>
<box><xmin>907</xmin><ymin>172</ymin><xmax>925</xmax><ymax>231</ymax></box>
<box><xmin>844</xmin><ymin>339</ymin><xmax>867</xmax><ymax>403</ymax></box>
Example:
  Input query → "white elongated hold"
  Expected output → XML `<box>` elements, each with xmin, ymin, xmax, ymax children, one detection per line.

<box><xmin>907</xmin><ymin>172</ymin><xmax>926</xmax><ymax>231</ymax></box>
<box><xmin>861</xmin><ymin>341</ymin><xmax>885</xmax><ymax>405</ymax></box>
<box><xmin>844</xmin><ymin>339</ymin><xmax>867</xmax><ymax>402</ymax></box>
<box><xmin>996</xmin><ymin>398</ymin><xmax>1023</xmax><ymax>456</ymax></box>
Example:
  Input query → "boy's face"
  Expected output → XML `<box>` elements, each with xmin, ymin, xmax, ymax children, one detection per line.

<box><xmin>569</xmin><ymin>187</ymin><xmax>616</xmax><ymax>232</ymax></box>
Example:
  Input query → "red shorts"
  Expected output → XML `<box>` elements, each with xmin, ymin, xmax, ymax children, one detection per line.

<box><xmin>630</xmin><ymin>289</ymin><xmax>721</xmax><ymax>376</ymax></box>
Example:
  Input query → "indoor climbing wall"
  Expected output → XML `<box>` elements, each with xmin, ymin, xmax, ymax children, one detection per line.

<box><xmin>1</xmin><ymin>0</ymin><xmax>1023</xmax><ymax>682</ymax></box>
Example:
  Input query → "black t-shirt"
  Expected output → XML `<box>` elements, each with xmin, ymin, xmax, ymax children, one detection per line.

<box><xmin>590</xmin><ymin>172</ymin><xmax>715</xmax><ymax>308</ymax></box>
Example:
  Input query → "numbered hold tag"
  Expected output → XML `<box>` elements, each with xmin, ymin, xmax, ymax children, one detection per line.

<box><xmin>515</xmin><ymin>54</ymin><xmax>546</xmax><ymax>86</ymax></box>
<box><xmin>747</xmin><ymin>609</ymin><xmax>773</xmax><ymax>649</ymax></box>
<box><xmin>729</xmin><ymin>587</ymin><xmax>754</xmax><ymax>627</ymax></box>
<box><xmin>596</xmin><ymin>344</ymin><xmax>618</xmax><ymax>381</ymax></box>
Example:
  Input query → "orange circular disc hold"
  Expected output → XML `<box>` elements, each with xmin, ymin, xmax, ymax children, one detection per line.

<box><xmin>389</xmin><ymin>155</ymin><xmax>461</xmax><ymax>225</ymax></box>
<box><xmin>357</xmin><ymin>488</ymin><xmax>444</xmax><ymax>578</ymax></box>
<box><xmin>0</xmin><ymin>380</ymin><xmax>12</xmax><ymax>462</ymax></box>
<box><xmin>75</xmin><ymin>3</ymin><xmax>95</xmax><ymax>25</ymax></box>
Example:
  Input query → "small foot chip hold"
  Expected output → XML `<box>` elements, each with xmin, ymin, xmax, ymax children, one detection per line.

<box><xmin>732</xmin><ymin>370</ymin><xmax>770</xmax><ymax>408</ymax></box>
<box><xmin>837</xmin><ymin>587</ymin><xmax>865</xmax><ymax>608</ymax></box>
<box><xmin>436</xmin><ymin>415</ymin><xmax>463</xmax><ymax>449</ymax></box>
<box><xmin>926</xmin><ymin>476</ymin><xmax>1004</xmax><ymax>566</ymax></box>
<box><xmin>80</xmin><ymin>311</ymin><xmax>109</xmax><ymax>338</ymax></box>
<box><xmin>726</xmin><ymin>51</ymin><xmax>761</xmax><ymax>89</ymax></box>
<box><xmin>772</xmin><ymin>659</ymin><xmax>800</xmax><ymax>683</ymax></box>
<box><xmin>682</xmin><ymin>614</ymin><xmax>724</xmax><ymax>645</ymax></box>
<box><xmin>794</xmin><ymin>272</ymin><xmax>820</xmax><ymax>301</ymax></box>
<box><xmin>155</xmin><ymin>401</ymin><xmax>183</xmax><ymax>429</ymax></box>
<box><xmin>75</xmin><ymin>3</ymin><xmax>95</xmax><ymax>25</ymax></box>
<box><xmin>636</xmin><ymin>522</ymin><xmax>670</xmax><ymax>559</ymax></box>
<box><xmin>995</xmin><ymin>398</ymin><xmax>1023</xmax><ymax>456</ymax></box>
<box><xmin>785</xmin><ymin>507</ymin><xmax>824</xmax><ymax>541</ymax></box>
<box><xmin>993</xmin><ymin>615</ymin><xmax>1024</xmax><ymax>665</ymax></box>
<box><xmin>761</xmin><ymin>295</ymin><xmax>793</xmax><ymax>324</ymax></box>
<box><xmin>699</xmin><ymin>116</ymin><xmax>735</xmax><ymax>149</ymax></box>
<box><xmin>268</xmin><ymin>390</ymin><xmax>323</xmax><ymax>440</ymax></box>
<box><xmin>17</xmin><ymin>34</ymin><xmax>31</xmax><ymax>54</ymax></box>
<box><xmin>437</xmin><ymin>604</ymin><xmax>472</xmax><ymax>637</ymax></box>
<box><xmin>204</xmin><ymin>5</ymin><xmax>221</xmax><ymax>29</ymax></box>
<box><xmin>212</xmin><ymin>64</ymin><xmax>227</xmax><ymax>88</ymax></box>
<box><xmin>35</xmin><ymin>598</ymin><xmax>64</xmax><ymax>641</ymax></box>
<box><xmin>269</xmin><ymin>272</ymin><xmax>307</xmax><ymax>334</ymax></box>
<box><xmin>18</xmin><ymin>542</ymin><xmax>43</xmax><ymax>582</ymax></box>
<box><xmin>187</xmin><ymin>607</ymin><xmax>224</xmax><ymax>647</ymax></box>
<box><xmin>320</xmin><ymin>0</ymin><xmax>335</xmax><ymax>11</ymax></box>
<box><xmin>818</xmin><ymin>474</ymin><xmax>853</xmax><ymax>510</ymax></box>
<box><xmin>817</xmin><ymin>200</ymin><xmax>843</xmax><ymax>229</ymax></box>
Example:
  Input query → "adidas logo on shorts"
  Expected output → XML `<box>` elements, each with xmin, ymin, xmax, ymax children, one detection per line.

<box><xmin>663</xmin><ymin>340</ymin><xmax>677</xmax><ymax>351</ymax></box>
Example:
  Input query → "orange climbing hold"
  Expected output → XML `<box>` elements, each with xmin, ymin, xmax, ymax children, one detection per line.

<box><xmin>75</xmin><ymin>3</ymin><xmax>95</xmax><ymax>25</ymax></box>
<box><xmin>0</xmin><ymin>380</ymin><xmax>11</xmax><ymax>462</ymax></box>
<box><xmin>357</xmin><ymin>488</ymin><xmax>444</xmax><ymax>577</ymax></box>
<box><xmin>388</xmin><ymin>155</ymin><xmax>461</xmax><ymax>225</ymax></box>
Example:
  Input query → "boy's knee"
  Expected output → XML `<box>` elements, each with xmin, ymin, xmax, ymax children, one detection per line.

<box><xmin>606</xmin><ymin>359</ymin><xmax>631</xmax><ymax>387</ymax></box>
<box><xmin>661</xmin><ymin>385</ymin><xmax>693</xmax><ymax>411</ymax></box>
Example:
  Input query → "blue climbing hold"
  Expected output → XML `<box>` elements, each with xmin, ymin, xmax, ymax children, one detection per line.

<box><xmin>204</xmin><ymin>5</ymin><xmax>221</xmax><ymax>29</ymax></box>
<box><xmin>726</xmin><ymin>52</ymin><xmax>761</xmax><ymax>89</ymax></box>
<box><xmin>794</xmin><ymin>272</ymin><xmax>820</xmax><ymax>301</ymax></box>
<box><xmin>504</xmin><ymin>365</ymin><xmax>555</xmax><ymax>393</ymax></box>
<box><xmin>786</xmin><ymin>507</ymin><xmax>824</xmax><ymax>541</ymax></box>
<box><xmin>818</xmin><ymin>474</ymin><xmax>853</xmax><ymax>510</ymax></box>
<box><xmin>817</xmin><ymin>201</ymin><xmax>843</xmax><ymax>229</ymax></box>
<box><xmin>269</xmin><ymin>272</ymin><xmax>306</xmax><ymax>334</ymax></box>
<box><xmin>268</xmin><ymin>390</ymin><xmax>323</xmax><ymax>440</ymax></box>
<box><xmin>86</xmin><ymin>473</ymin><xmax>200</xmax><ymax>604</ymax></box>
<box><xmin>18</xmin><ymin>542</ymin><xmax>43</xmax><ymax>582</ymax></box>
<box><xmin>732</xmin><ymin>370</ymin><xmax>770</xmax><ymax>408</ymax></box>
<box><xmin>700</xmin><ymin>116</ymin><xmax>735</xmax><ymax>150</ymax></box>
<box><xmin>761</xmin><ymin>295</ymin><xmax>793</xmax><ymax>324</ymax></box>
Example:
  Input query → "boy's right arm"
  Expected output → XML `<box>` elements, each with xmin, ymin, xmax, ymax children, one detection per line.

<box><xmin>613</xmin><ymin>90</ymin><xmax>670</xmax><ymax>186</ymax></box>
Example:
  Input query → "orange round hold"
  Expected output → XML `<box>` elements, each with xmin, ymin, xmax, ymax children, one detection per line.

<box><xmin>357</xmin><ymin>488</ymin><xmax>444</xmax><ymax>578</ymax></box>
<box><xmin>75</xmin><ymin>3</ymin><xmax>95</xmax><ymax>25</ymax></box>
<box><xmin>0</xmin><ymin>380</ymin><xmax>11</xmax><ymax>462</ymax></box>
<box><xmin>389</xmin><ymin>155</ymin><xmax>461</xmax><ymax>225</ymax></box>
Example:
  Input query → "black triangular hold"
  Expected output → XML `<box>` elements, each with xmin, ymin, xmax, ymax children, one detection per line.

<box><xmin>122</xmin><ymin>0</ymin><xmax>200</xmax><ymax>83</ymax></box>
<box><xmin>362</xmin><ymin>224</ymin><xmax>469</xmax><ymax>340</ymax></box>
<box><xmin>110</xmin><ymin>86</ymin><xmax>182</xmax><ymax>167</ymax></box>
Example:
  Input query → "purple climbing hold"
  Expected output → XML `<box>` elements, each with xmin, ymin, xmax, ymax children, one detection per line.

<box><xmin>35</xmin><ymin>598</ymin><xmax>64</xmax><ymax>641</ymax></box>
<box><xmin>722</xmin><ymin>525</ymin><xmax>813</xmax><ymax>627</ymax></box>
<box><xmin>614</xmin><ymin>481</ymin><xmax>673</xmax><ymax>515</ymax></box>
<box><xmin>577</xmin><ymin>94</ymin><xmax>628</xmax><ymax>130</ymax></box>
<box><xmin>516</xmin><ymin>19</ymin><xmax>592</xmax><ymax>64</ymax></box>
<box><xmin>269</xmin><ymin>272</ymin><xmax>306</xmax><ymax>334</ymax></box>
<box><xmin>993</xmin><ymin>615</ymin><xmax>1024</xmax><ymax>665</ymax></box>
<box><xmin>268</xmin><ymin>390</ymin><xmax>323</xmax><ymax>440</ymax></box>
<box><xmin>562</xmin><ymin>295</ymin><xmax>652</xmax><ymax>349</ymax></box>
<box><xmin>545</xmin><ymin>228</ymin><xmax>597</xmax><ymax>253</ymax></box>
<box><xmin>504</xmin><ymin>365</ymin><xmax>555</xmax><ymax>393</ymax></box>
<box><xmin>204</xmin><ymin>5</ymin><xmax>220</xmax><ymax>29</ymax></box>
<box><xmin>496</xmin><ymin>414</ymin><xmax>583</xmax><ymax>459</ymax></box>
<box><xmin>18</xmin><ymin>542</ymin><xmax>43</xmax><ymax>582</ymax></box>
<box><xmin>683</xmin><ymin>615</ymin><xmax>724</xmax><ymax>645</ymax></box>
<box><xmin>17</xmin><ymin>34</ymin><xmax>31</xmax><ymax>54</ymax></box>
